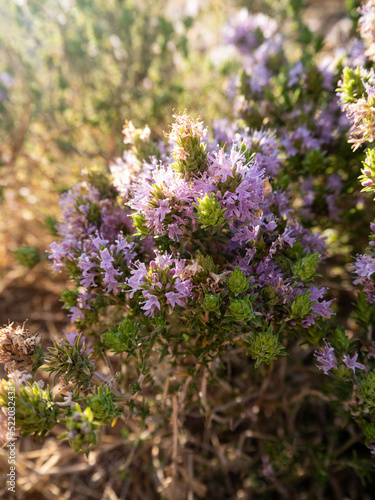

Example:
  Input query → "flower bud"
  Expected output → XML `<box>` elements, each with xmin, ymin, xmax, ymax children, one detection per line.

<box><xmin>228</xmin><ymin>267</ymin><xmax>249</xmax><ymax>295</ymax></box>
<box><xmin>291</xmin><ymin>252</ymin><xmax>320</xmax><ymax>282</ymax></box>
<box><xmin>228</xmin><ymin>298</ymin><xmax>254</xmax><ymax>322</ymax></box>
<box><xmin>194</xmin><ymin>193</ymin><xmax>226</xmax><ymax>231</ymax></box>
<box><xmin>202</xmin><ymin>294</ymin><xmax>221</xmax><ymax>313</ymax></box>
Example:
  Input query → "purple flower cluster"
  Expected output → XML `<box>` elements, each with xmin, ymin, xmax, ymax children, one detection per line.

<box><xmin>234</xmin><ymin>128</ymin><xmax>282</xmax><ymax>176</ymax></box>
<box><xmin>129</xmin><ymin>164</ymin><xmax>199</xmax><ymax>240</ymax></box>
<box><xmin>315</xmin><ymin>339</ymin><xmax>338</xmax><ymax>375</ymax></box>
<box><xmin>48</xmin><ymin>182</ymin><xmax>133</xmax><ymax>272</ymax></box>
<box><xmin>315</xmin><ymin>340</ymin><xmax>366</xmax><ymax>376</ymax></box>
<box><xmin>225</xmin><ymin>10</ymin><xmax>342</xmax><ymax>144</ymax></box>
<box><xmin>127</xmin><ymin>251</ymin><xmax>194</xmax><ymax>317</ymax></box>
<box><xmin>47</xmin><ymin>179</ymin><xmax>138</xmax><ymax>322</ymax></box>
<box><xmin>48</xmin><ymin>112</ymin><xmax>336</xmax><ymax>340</ymax></box>
<box><xmin>223</xmin><ymin>10</ymin><xmax>277</xmax><ymax>55</ymax></box>
<box><xmin>353</xmin><ymin>253</ymin><xmax>375</xmax><ymax>303</ymax></box>
<box><xmin>220</xmin><ymin>9</ymin><xmax>348</xmax><ymax>227</ymax></box>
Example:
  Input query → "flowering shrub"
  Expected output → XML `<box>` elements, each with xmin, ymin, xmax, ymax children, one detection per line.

<box><xmin>47</xmin><ymin>112</ymin><xmax>336</xmax><ymax>365</ymax></box>
<box><xmin>1</xmin><ymin>0</ymin><xmax>375</xmax><ymax>498</ymax></box>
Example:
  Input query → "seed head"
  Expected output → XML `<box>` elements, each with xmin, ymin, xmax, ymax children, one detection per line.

<box><xmin>0</xmin><ymin>323</ymin><xmax>40</xmax><ymax>372</ymax></box>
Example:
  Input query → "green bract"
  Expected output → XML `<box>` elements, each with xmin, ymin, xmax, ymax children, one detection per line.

<box><xmin>227</xmin><ymin>266</ymin><xmax>250</xmax><ymax>295</ymax></box>
<box><xmin>194</xmin><ymin>193</ymin><xmax>227</xmax><ymax>231</ymax></box>
<box><xmin>201</xmin><ymin>294</ymin><xmax>221</xmax><ymax>313</ymax></box>
<box><xmin>43</xmin><ymin>334</ymin><xmax>95</xmax><ymax>392</ymax></box>
<box><xmin>245</xmin><ymin>327</ymin><xmax>286</xmax><ymax>369</ymax></box>
<box><xmin>291</xmin><ymin>252</ymin><xmax>320</xmax><ymax>282</ymax></box>
<box><xmin>227</xmin><ymin>297</ymin><xmax>255</xmax><ymax>323</ymax></box>
<box><xmin>0</xmin><ymin>379</ymin><xmax>59</xmax><ymax>439</ymax></box>
<box><xmin>61</xmin><ymin>405</ymin><xmax>101</xmax><ymax>456</ymax></box>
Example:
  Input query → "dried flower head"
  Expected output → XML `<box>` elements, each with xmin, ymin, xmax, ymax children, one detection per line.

<box><xmin>0</xmin><ymin>323</ymin><xmax>40</xmax><ymax>372</ymax></box>
<box><xmin>165</xmin><ymin>110</ymin><xmax>207</xmax><ymax>142</ymax></box>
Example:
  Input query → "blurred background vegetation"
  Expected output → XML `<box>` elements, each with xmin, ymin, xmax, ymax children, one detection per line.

<box><xmin>0</xmin><ymin>0</ymin><xmax>240</xmax><ymax>277</ymax></box>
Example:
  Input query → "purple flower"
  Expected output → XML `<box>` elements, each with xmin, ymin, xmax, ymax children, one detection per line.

<box><xmin>127</xmin><ymin>262</ymin><xmax>148</xmax><ymax>297</ymax></box>
<box><xmin>69</xmin><ymin>307</ymin><xmax>85</xmax><ymax>322</ymax></box>
<box><xmin>77</xmin><ymin>253</ymin><xmax>97</xmax><ymax>288</ymax></box>
<box><xmin>354</xmin><ymin>254</ymin><xmax>375</xmax><ymax>279</ymax></box>
<box><xmin>100</xmin><ymin>248</ymin><xmax>122</xmax><ymax>294</ymax></box>
<box><xmin>165</xmin><ymin>291</ymin><xmax>187</xmax><ymax>308</ymax></box>
<box><xmin>314</xmin><ymin>339</ymin><xmax>337</xmax><ymax>375</ymax></box>
<box><xmin>287</xmin><ymin>61</ymin><xmax>304</xmax><ymax>88</ymax></box>
<box><xmin>208</xmin><ymin>146</ymin><xmax>240</xmax><ymax>183</ymax></box>
<box><xmin>249</xmin><ymin>63</ymin><xmax>272</xmax><ymax>95</ymax></box>
<box><xmin>156</xmin><ymin>199</ymin><xmax>172</xmax><ymax>222</ymax></box>
<box><xmin>279</xmin><ymin>227</ymin><xmax>296</xmax><ymax>248</ymax></box>
<box><xmin>129</xmin><ymin>165</ymin><xmax>197</xmax><ymax>240</ymax></box>
<box><xmin>140</xmin><ymin>292</ymin><xmax>161</xmax><ymax>317</ymax></box>
<box><xmin>343</xmin><ymin>353</ymin><xmax>365</xmax><ymax>374</ymax></box>
<box><xmin>309</xmin><ymin>286</ymin><xmax>335</xmax><ymax>319</ymax></box>
<box><xmin>65</xmin><ymin>330</ymin><xmax>80</xmax><ymax>345</ymax></box>
<box><xmin>234</xmin><ymin>127</ymin><xmax>282</xmax><ymax>176</ymax></box>
<box><xmin>115</xmin><ymin>235</ymin><xmax>136</xmax><ymax>264</ymax></box>
<box><xmin>301</xmin><ymin>316</ymin><xmax>315</xmax><ymax>328</ymax></box>
<box><xmin>224</xmin><ymin>10</ymin><xmax>277</xmax><ymax>53</ymax></box>
<box><xmin>174</xmin><ymin>278</ymin><xmax>193</xmax><ymax>298</ymax></box>
<box><xmin>211</xmin><ymin>118</ymin><xmax>236</xmax><ymax>145</ymax></box>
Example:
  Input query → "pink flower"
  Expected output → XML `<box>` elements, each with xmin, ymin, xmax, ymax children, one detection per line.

<box><xmin>140</xmin><ymin>292</ymin><xmax>161</xmax><ymax>317</ymax></box>
<box><xmin>165</xmin><ymin>291</ymin><xmax>186</xmax><ymax>308</ymax></box>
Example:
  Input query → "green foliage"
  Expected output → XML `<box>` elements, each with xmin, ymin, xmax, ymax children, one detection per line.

<box><xmin>333</xmin><ymin>327</ymin><xmax>351</xmax><ymax>353</ymax></box>
<box><xmin>362</xmin><ymin>420</ymin><xmax>375</xmax><ymax>444</ymax></box>
<box><xmin>86</xmin><ymin>386</ymin><xmax>123</xmax><ymax>425</ymax></box>
<box><xmin>194</xmin><ymin>193</ymin><xmax>227</xmax><ymax>232</ymax></box>
<box><xmin>359</xmin><ymin>371</ymin><xmax>375</xmax><ymax>413</ymax></box>
<box><xmin>290</xmin><ymin>291</ymin><xmax>312</xmax><ymax>319</ymax></box>
<box><xmin>353</xmin><ymin>292</ymin><xmax>375</xmax><ymax>333</ymax></box>
<box><xmin>201</xmin><ymin>294</ymin><xmax>221</xmax><ymax>314</ymax></box>
<box><xmin>360</xmin><ymin>148</ymin><xmax>375</xmax><ymax>197</ymax></box>
<box><xmin>103</xmin><ymin>318</ymin><xmax>140</xmax><ymax>355</ymax></box>
<box><xmin>245</xmin><ymin>326</ymin><xmax>286</xmax><ymax>368</ymax></box>
<box><xmin>61</xmin><ymin>405</ymin><xmax>101</xmax><ymax>456</ymax></box>
<box><xmin>43</xmin><ymin>334</ymin><xmax>95</xmax><ymax>392</ymax></box>
<box><xmin>30</xmin><ymin>344</ymin><xmax>45</xmax><ymax>375</ymax></box>
<box><xmin>132</xmin><ymin>213</ymin><xmax>149</xmax><ymax>237</ymax></box>
<box><xmin>227</xmin><ymin>296</ymin><xmax>258</xmax><ymax>324</ymax></box>
<box><xmin>0</xmin><ymin>379</ymin><xmax>59</xmax><ymax>439</ymax></box>
<box><xmin>337</xmin><ymin>66</ymin><xmax>366</xmax><ymax>104</ymax></box>
<box><xmin>291</xmin><ymin>252</ymin><xmax>320</xmax><ymax>282</ymax></box>
<box><xmin>60</xmin><ymin>289</ymin><xmax>80</xmax><ymax>310</ymax></box>
<box><xmin>301</xmin><ymin>149</ymin><xmax>327</xmax><ymax>175</ymax></box>
<box><xmin>227</xmin><ymin>266</ymin><xmax>250</xmax><ymax>295</ymax></box>
<box><xmin>44</xmin><ymin>216</ymin><xmax>59</xmax><ymax>236</ymax></box>
<box><xmin>13</xmin><ymin>245</ymin><xmax>41</xmax><ymax>269</ymax></box>
<box><xmin>170</xmin><ymin>120</ymin><xmax>208</xmax><ymax>178</ymax></box>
